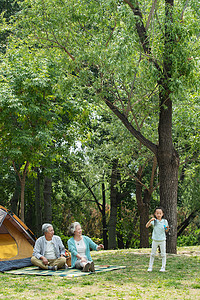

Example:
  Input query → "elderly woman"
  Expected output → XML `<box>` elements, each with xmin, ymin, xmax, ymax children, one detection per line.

<box><xmin>31</xmin><ymin>223</ymin><xmax>66</xmax><ymax>271</ymax></box>
<box><xmin>68</xmin><ymin>222</ymin><xmax>104</xmax><ymax>272</ymax></box>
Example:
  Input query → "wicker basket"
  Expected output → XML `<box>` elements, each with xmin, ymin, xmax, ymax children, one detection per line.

<box><xmin>65</xmin><ymin>249</ymin><xmax>71</xmax><ymax>267</ymax></box>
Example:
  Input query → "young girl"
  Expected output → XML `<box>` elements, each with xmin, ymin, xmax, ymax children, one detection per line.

<box><xmin>146</xmin><ymin>207</ymin><xmax>169</xmax><ymax>272</ymax></box>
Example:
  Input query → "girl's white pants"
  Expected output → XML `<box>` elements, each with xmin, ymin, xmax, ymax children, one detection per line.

<box><xmin>149</xmin><ymin>240</ymin><xmax>166</xmax><ymax>269</ymax></box>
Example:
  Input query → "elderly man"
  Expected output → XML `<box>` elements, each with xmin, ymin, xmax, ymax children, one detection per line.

<box><xmin>31</xmin><ymin>223</ymin><xmax>66</xmax><ymax>271</ymax></box>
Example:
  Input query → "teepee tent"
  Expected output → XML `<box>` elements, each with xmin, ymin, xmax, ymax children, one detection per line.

<box><xmin>0</xmin><ymin>205</ymin><xmax>36</xmax><ymax>272</ymax></box>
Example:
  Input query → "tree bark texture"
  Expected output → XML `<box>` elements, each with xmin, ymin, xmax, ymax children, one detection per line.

<box><xmin>20</xmin><ymin>177</ymin><xmax>25</xmax><ymax>222</ymax></box>
<box><xmin>43</xmin><ymin>176</ymin><xmax>53</xmax><ymax>223</ymax></box>
<box><xmin>10</xmin><ymin>175</ymin><xmax>20</xmax><ymax>215</ymax></box>
<box><xmin>157</xmin><ymin>93</ymin><xmax>179</xmax><ymax>253</ymax></box>
<box><xmin>35</xmin><ymin>168</ymin><xmax>42</xmax><ymax>236</ymax></box>
<box><xmin>12</xmin><ymin>161</ymin><xmax>29</xmax><ymax>222</ymax></box>
<box><xmin>108</xmin><ymin>159</ymin><xmax>120</xmax><ymax>249</ymax></box>
<box><xmin>116</xmin><ymin>201</ymin><xmax>125</xmax><ymax>249</ymax></box>
<box><xmin>125</xmin><ymin>212</ymin><xmax>139</xmax><ymax>248</ymax></box>
<box><xmin>102</xmin><ymin>181</ymin><xmax>108</xmax><ymax>250</ymax></box>
<box><xmin>136</xmin><ymin>182</ymin><xmax>151</xmax><ymax>248</ymax></box>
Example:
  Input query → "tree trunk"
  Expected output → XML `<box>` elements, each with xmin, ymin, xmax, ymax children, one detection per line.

<box><xmin>117</xmin><ymin>231</ymin><xmax>124</xmax><ymax>249</ymax></box>
<box><xmin>20</xmin><ymin>177</ymin><xmax>26</xmax><ymax>222</ymax></box>
<box><xmin>43</xmin><ymin>176</ymin><xmax>52</xmax><ymax>223</ymax></box>
<box><xmin>125</xmin><ymin>0</ymin><xmax>178</xmax><ymax>253</ymax></box>
<box><xmin>157</xmin><ymin>72</ymin><xmax>179</xmax><ymax>255</ymax></box>
<box><xmin>35</xmin><ymin>168</ymin><xmax>42</xmax><ymax>236</ymax></box>
<box><xmin>157</xmin><ymin>83</ymin><xmax>179</xmax><ymax>255</ymax></box>
<box><xmin>12</xmin><ymin>161</ymin><xmax>29</xmax><ymax>222</ymax></box>
<box><xmin>136</xmin><ymin>181</ymin><xmax>150</xmax><ymax>248</ymax></box>
<box><xmin>108</xmin><ymin>159</ymin><xmax>119</xmax><ymax>249</ymax></box>
<box><xmin>158</xmin><ymin>145</ymin><xmax>179</xmax><ymax>253</ymax></box>
<box><xmin>10</xmin><ymin>189</ymin><xmax>19</xmax><ymax>215</ymax></box>
<box><xmin>125</xmin><ymin>212</ymin><xmax>139</xmax><ymax>248</ymax></box>
<box><xmin>157</xmin><ymin>0</ymin><xmax>179</xmax><ymax>254</ymax></box>
<box><xmin>101</xmin><ymin>181</ymin><xmax>108</xmax><ymax>250</ymax></box>
<box><xmin>10</xmin><ymin>175</ymin><xmax>20</xmax><ymax>215</ymax></box>
<box><xmin>116</xmin><ymin>201</ymin><xmax>124</xmax><ymax>249</ymax></box>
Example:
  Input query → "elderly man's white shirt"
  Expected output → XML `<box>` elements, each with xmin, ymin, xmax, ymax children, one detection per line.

<box><xmin>44</xmin><ymin>240</ymin><xmax>57</xmax><ymax>259</ymax></box>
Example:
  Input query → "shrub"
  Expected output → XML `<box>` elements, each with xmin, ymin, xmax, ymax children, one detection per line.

<box><xmin>177</xmin><ymin>229</ymin><xmax>200</xmax><ymax>246</ymax></box>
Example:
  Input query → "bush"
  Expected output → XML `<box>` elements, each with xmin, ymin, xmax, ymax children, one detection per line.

<box><xmin>60</xmin><ymin>234</ymin><xmax>71</xmax><ymax>248</ymax></box>
<box><xmin>177</xmin><ymin>229</ymin><xmax>200</xmax><ymax>247</ymax></box>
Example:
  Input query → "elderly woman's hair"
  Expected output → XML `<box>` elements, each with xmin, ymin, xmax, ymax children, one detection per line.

<box><xmin>68</xmin><ymin>222</ymin><xmax>81</xmax><ymax>236</ymax></box>
<box><xmin>42</xmin><ymin>223</ymin><xmax>53</xmax><ymax>234</ymax></box>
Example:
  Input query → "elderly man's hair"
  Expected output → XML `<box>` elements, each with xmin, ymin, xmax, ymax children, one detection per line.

<box><xmin>68</xmin><ymin>222</ymin><xmax>81</xmax><ymax>236</ymax></box>
<box><xmin>42</xmin><ymin>223</ymin><xmax>53</xmax><ymax>234</ymax></box>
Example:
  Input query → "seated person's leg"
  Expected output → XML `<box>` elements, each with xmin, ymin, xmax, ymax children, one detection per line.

<box><xmin>75</xmin><ymin>259</ymin><xmax>83</xmax><ymax>269</ymax></box>
<box><xmin>51</xmin><ymin>257</ymin><xmax>66</xmax><ymax>269</ymax></box>
<box><xmin>75</xmin><ymin>259</ymin><xmax>91</xmax><ymax>272</ymax></box>
<box><xmin>31</xmin><ymin>256</ymin><xmax>48</xmax><ymax>270</ymax></box>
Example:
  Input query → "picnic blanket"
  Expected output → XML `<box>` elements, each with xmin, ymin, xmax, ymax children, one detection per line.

<box><xmin>4</xmin><ymin>265</ymin><xmax>126</xmax><ymax>277</ymax></box>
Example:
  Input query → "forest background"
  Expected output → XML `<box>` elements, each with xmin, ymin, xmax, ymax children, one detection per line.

<box><xmin>0</xmin><ymin>0</ymin><xmax>199</xmax><ymax>253</ymax></box>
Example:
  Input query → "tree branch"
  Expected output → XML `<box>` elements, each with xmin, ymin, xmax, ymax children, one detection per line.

<box><xmin>180</xmin><ymin>0</ymin><xmax>190</xmax><ymax>21</ymax></box>
<box><xmin>35</xmin><ymin>35</ymin><xmax>75</xmax><ymax>61</ymax></box>
<box><xmin>126</xmin><ymin>53</ymin><xmax>142</xmax><ymax>118</ymax></box>
<box><xmin>146</xmin><ymin>0</ymin><xmax>158</xmax><ymax>30</ymax></box>
<box><xmin>106</xmin><ymin>21</ymin><xmax>117</xmax><ymax>47</ymax></box>
<box><xmin>123</xmin><ymin>0</ymin><xmax>150</xmax><ymax>54</ymax></box>
<box><xmin>177</xmin><ymin>209</ymin><xmax>199</xmax><ymax>236</ymax></box>
<box><xmin>104</xmin><ymin>97</ymin><xmax>157</xmax><ymax>154</ymax></box>
<box><xmin>150</xmin><ymin>155</ymin><xmax>157</xmax><ymax>192</ymax></box>
<box><xmin>123</xmin><ymin>0</ymin><xmax>162</xmax><ymax>73</ymax></box>
<box><xmin>81</xmin><ymin>177</ymin><xmax>103</xmax><ymax>214</ymax></box>
<box><xmin>12</xmin><ymin>161</ymin><xmax>22</xmax><ymax>183</ymax></box>
<box><xmin>129</xmin><ymin>173</ymin><xmax>149</xmax><ymax>191</ymax></box>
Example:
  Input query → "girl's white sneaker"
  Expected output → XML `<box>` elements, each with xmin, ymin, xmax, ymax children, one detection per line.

<box><xmin>147</xmin><ymin>267</ymin><xmax>152</xmax><ymax>272</ymax></box>
<box><xmin>160</xmin><ymin>267</ymin><xmax>165</xmax><ymax>272</ymax></box>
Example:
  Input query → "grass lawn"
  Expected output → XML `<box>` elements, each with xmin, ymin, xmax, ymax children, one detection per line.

<box><xmin>0</xmin><ymin>246</ymin><xmax>200</xmax><ymax>299</ymax></box>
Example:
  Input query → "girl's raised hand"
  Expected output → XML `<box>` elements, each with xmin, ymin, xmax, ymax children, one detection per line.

<box><xmin>164</xmin><ymin>225</ymin><xmax>170</xmax><ymax>232</ymax></box>
<box><xmin>146</xmin><ymin>217</ymin><xmax>156</xmax><ymax>228</ymax></box>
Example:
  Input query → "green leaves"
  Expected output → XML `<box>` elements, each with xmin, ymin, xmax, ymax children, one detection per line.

<box><xmin>0</xmin><ymin>46</ymin><xmax>55</xmax><ymax>163</ymax></box>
